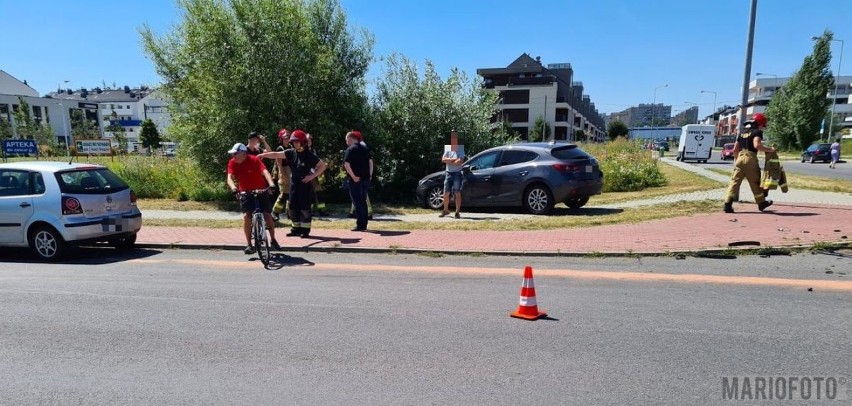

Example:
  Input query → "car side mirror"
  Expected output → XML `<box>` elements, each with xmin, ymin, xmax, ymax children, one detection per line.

<box><xmin>464</xmin><ymin>165</ymin><xmax>476</xmax><ymax>172</ymax></box>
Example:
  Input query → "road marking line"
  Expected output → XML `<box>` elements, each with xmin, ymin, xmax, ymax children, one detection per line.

<box><xmin>130</xmin><ymin>259</ymin><xmax>852</xmax><ymax>292</ymax></box>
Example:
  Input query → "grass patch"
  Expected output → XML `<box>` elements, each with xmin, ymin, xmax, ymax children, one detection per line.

<box><xmin>417</xmin><ymin>251</ymin><xmax>445</xmax><ymax>258</ymax></box>
<box><xmin>590</xmin><ymin>164</ymin><xmax>723</xmax><ymax>205</ymax></box>
<box><xmin>707</xmin><ymin>167</ymin><xmax>852</xmax><ymax>194</ymax></box>
<box><xmin>143</xmin><ymin>200</ymin><xmax>719</xmax><ymax>231</ymax></box>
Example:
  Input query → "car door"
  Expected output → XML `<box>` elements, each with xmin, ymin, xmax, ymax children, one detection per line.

<box><xmin>0</xmin><ymin>170</ymin><xmax>35</xmax><ymax>244</ymax></box>
<box><xmin>462</xmin><ymin>150</ymin><xmax>500</xmax><ymax>205</ymax></box>
<box><xmin>492</xmin><ymin>150</ymin><xmax>539</xmax><ymax>204</ymax></box>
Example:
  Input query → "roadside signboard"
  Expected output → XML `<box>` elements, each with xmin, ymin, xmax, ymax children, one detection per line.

<box><xmin>75</xmin><ymin>139</ymin><xmax>112</xmax><ymax>155</ymax></box>
<box><xmin>3</xmin><ymin>139</ymin><xmax>39</xmax><ymax>155</ymax></box>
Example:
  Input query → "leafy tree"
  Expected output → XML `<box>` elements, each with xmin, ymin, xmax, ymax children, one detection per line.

<box><xmin>106</xmin><ymin>111</ymin><xmax>129</xmax><ymax>154</ymax></box>
<box><xmin>70</xmin><ymin>110</ymin><xmax>100</xmax><ymax>139</ymax></box>
<box><xmin>12</xmin><ymin>97</ymin><xmax>35</xmax><ymax>139</ymax></box>
<box><xmin>139</xmin><ymin>118</ymin><xmax>162</xmax><ymax>152</ymax></box>
<box><xmin>141</xmin><ymin>0</ymin><xmax>374</xmax><ymax>179</ymax></box>
<box><xmin>0</xmin><ymin>119</ymin><xmax>12</xmax><ymax>139</ymax></box>
<box><xmin>574</xmin><ymin>130</ymin><xmax>586</xmax><ymax>141</ymax></box>
<box><xmin>370</xmin><ymin>53</ymin><xmax>515</xmax><ymax>198</ymax></box>
<box><xmin>606</xmin><ymin>120</ymin><xmax>629</xmax><ymax>141</ymax></box>
<box><xmin>765</xmin><ymin>30</ymin><xmax>834</xmax><ymax>150</ymax></box>
<box><xmin>529</xmin><ymin>116</ymin><xmax>551</xmax><ymax>142</ymax></box>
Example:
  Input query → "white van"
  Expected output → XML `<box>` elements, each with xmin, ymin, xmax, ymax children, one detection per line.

<box><xmin>676</xmin><ymin>124</ymin><xmax>714</xmax><ymax>162</ymax></box>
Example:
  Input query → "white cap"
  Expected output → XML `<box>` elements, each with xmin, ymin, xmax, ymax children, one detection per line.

<box><xmin>228</xmin><ymin>143</ymin><xmax>248</xmax><ymax>154</ymax></box>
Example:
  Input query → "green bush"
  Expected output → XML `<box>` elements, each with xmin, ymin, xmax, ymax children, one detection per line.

<box><xmin>581</xmin><ymin>138</ymin><xmax>667</xmax><ymax>192</ymax></box>
<box><xmin>98</xmin><ymin>156</ymin><xmax>230</xmax><ymax>201</ymax></box>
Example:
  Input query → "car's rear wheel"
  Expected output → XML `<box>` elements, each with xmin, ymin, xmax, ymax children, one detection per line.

<box><xmin>29</xmin><ymin>225</ymin><xmax>66</xmax><ymax>262</ymax></box>
<box><xmin>565</xmin><ymin>196</ymin><xmax>590</xmax><ymax>209</ymax></box>
<box><xmin>425</xmin><ymin>186</ymin><xmax>445</xmax><ymax>210</ymax></box>
<box><xmin>523</xmin><ymin>184</ymin><xmax>554</xmax><ymax>215</ymax></box>
<box><xmin>109</xmin><ymin>234</ymin><xmax>137</xmax><ymax>250</ymax></box>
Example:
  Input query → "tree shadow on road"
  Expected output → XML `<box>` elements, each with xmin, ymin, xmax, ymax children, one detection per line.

<box><xmin>0</xmin><ymin>246</ymin><xmax>162</xmax><ymax>265</ymax></box>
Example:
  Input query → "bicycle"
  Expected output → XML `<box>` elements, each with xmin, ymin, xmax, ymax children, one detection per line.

<box><xmin>241</xmin><ymin>189</ymin><xmax>273</xmax><ymax>267</ymax></box>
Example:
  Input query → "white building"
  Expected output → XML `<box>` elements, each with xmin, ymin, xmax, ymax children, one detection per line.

<box><xmin>746</xmin><ymin>75</ymin><xmax>852</xmax><ymax>135</ymax></box>
<box><xmin>1</xmin><ymin>70</ymin><xmax>72</xmax><ymax>147</ymax></box>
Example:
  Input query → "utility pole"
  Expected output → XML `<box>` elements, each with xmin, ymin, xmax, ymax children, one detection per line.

<box><xmin>738</xmin><ymin>0</ymin><xmax>758</xmax><ymax>135</ymax></box>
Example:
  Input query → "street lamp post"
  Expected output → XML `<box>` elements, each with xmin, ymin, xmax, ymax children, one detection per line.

<box><xmin>652</xmin><ymin>84</ymin><xmax>668</xmax><ymax>142</ymax></box>
<box><xmin>813</xmin><ymin>36</ymin><xmax>844</xmax><ymax>142</ymax></box>
<box><xmin>700</xmin><ymin>90</ymin><xmax>717</xmax><ymax>125</ymax></box>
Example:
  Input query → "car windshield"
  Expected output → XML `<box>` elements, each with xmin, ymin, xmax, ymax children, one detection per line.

<box><xmin>54</xmin><ymin>168</ymin><xmax>129</xmax><ymax>194</ymax></box>
<box><xmin>551</xmin><ymin>145</ymin><xmax>591</xmax><ymax>160</ymax></box>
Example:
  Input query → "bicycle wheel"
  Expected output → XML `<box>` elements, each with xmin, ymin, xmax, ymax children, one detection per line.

<box><xmin>252</xmin><ymin>213</ymin><xmax>271</xmax><ymax>267</ymax></box>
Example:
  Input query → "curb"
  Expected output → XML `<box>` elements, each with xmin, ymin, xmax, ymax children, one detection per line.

<box><xmin>135</xmin><ymin>240</ymin><xmax>851</xmax><ymax>258</ymax></box>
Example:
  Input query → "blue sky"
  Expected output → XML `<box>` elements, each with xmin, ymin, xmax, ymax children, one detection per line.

<box><xmin>2</xmin><ymin>0</ymin><xmax>850</xmax><ymax>119</ymax></box>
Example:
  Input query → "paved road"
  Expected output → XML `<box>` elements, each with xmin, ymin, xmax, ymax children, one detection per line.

<box><xmin>693</xmin><ymin>150</ymin><xmax>851</xmax><ymax>181</ymax></box>
<box><xmin>1</xmin><ymin>249</ymin><xmax>850</xmax><ymax>404</ymax></box>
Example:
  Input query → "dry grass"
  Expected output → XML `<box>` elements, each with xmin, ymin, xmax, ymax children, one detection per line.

<box><xmin>707</xmin><ymin>167</ymin><xmax>852</xmax><ymax>194</ymax></box>
<box><xmin>143</xmin><ymin>200</ymin><xmax>719</xmax><ymax>231</ymax></box>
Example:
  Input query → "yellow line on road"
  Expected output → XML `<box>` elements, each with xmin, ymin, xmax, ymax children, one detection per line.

<box><xmin>131</xmin><ymin>259</ymin><xmax>852</xmax><ymax>292</ymax></box>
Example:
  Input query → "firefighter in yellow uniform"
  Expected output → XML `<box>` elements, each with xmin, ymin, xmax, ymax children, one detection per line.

<box><xmin>271</xmin><ymin>128</ymin><xmax>291</xmax><ymax>221</ymax></box>
<box><xmin>724</xmin><ymin>113</ymin><xmax>776</xmax><ymax>213</ymax></box>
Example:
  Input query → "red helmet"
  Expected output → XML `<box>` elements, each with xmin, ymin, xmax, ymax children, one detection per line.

<box><xmin>278</xmin><ymin>128</ymin><xmax>289</xmax><ymax>143</ymax></box>
<box><xmin>289</xmin><ymin>129</ymin><xmax>307</xmax><ymax>143</ymax></box>
<box><xmin>352</xmin><ymin>130</ymin><xmax>363</xmax><ymax>141</ymax></box>
<box><xmin>752</xmin><ymin>113</ymin><xmax>767</xmax><ymax>127</ymax></box>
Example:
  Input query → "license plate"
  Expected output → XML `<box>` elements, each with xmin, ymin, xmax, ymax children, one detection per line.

<box><xmin>585</xmin><ymin>165</ymin><xmax>593</xmax><ymax>173</ymax></box>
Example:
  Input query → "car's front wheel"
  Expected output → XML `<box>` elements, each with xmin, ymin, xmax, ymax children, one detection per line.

<box><xmin>565</xmin><ymin>196</ymin><xmax>590</xmax><ymax>209</ymax></box>
<box><xmin>29</xmin><ymin>225</ymin><xmax>66</xmax><ymax>262</ymax></box>
<box><xmin>425</xmin><ymin>186</ymin><xmax>445</xmax><ymax>210</ymax></box>
<box><xmin>523</xmin><ymin>184</ymin><xmax>554</xmax><ymax>215</ymax></box>
<box><xmin>809</xmin><ymin>155</ymin><xmax>815</xmax><ymax>164</ymax></box>
<box><xmin>109</xmin><ymin>234</ymin><xmax>137</xmax><ymax>250</ymax></box>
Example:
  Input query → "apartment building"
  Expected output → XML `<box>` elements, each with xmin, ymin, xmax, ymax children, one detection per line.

<box><xmin>477</xmin><ymin>54</ymin><xmax>605</xmax><ymax>141</ymax></box>
<box><xmin>0</xmin><ymin>70</ymin><xmax>71</xmax><ymax>146</ymax></box>
<box><xmin>745</xmin><ymin>75</ymin><xmax>851</xmax><ymax>135</ymax></box>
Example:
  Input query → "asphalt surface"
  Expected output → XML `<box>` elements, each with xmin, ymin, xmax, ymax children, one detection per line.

<box><xmin>1</xmin><ymin>249</ymin><xmax>850</xmax><ymax>404</ymax></box>
<box><xmin>693</xmin><ymin>150</ymin><xmax>851</xmax><ymax>181</ymax></box>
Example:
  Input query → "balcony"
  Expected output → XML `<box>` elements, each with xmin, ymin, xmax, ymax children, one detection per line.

<box><xmin>109</xmin><ymin>120</ymin><xmax>142</xmax><ymax>127</ymax></box>
<box><xmin>507</xmin><ymin>77</ymin><xmax>554</xmax><ymax>86</ymax></box>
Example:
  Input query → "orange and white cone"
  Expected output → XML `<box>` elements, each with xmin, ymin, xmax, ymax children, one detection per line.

<box><xmin>510</xmin><ymin>265</ymin><xmax>547</xmax><ymax>320</ymax></box>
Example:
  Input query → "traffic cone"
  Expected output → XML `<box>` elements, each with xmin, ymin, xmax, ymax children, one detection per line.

<box><xmin>510</xmin><ymin>265</ymin><xmax>547</xmax><ymax>320</ymax></box>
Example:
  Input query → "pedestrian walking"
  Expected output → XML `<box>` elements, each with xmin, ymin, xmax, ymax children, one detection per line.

<box><xmin>723</xmin><ymin>113</ymin><xmax>776</xmax><ymax>213</ymax></box>
<box><xmin>829</xmin><ymin>138</ymin><xmax>841</xmax><ymax>169</ymax></box>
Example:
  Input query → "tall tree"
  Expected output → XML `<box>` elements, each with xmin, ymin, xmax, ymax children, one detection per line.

<box><xmin>370</xmin><ymin>54</ymin><xmax>515</xmax><ymax>197</ymax></box>
<box><xmin>70</xmin><ymin>110</ymin><xmax>100</xmax><ymax>139</ymax></box>
<box><xmin>606</xmin><ymin>120</ymin><xmax>629</xmax><ymax>141</ymax></box>
<box><xmin>106</xmin><ymin>111</ymin><xmax>129</xmax><ymax>154</ymax></box>
<box><xmin>529</xmin><ymin>116</ymin><xmax>551</xmax><ymax>142</ymax></box>
<box><xmin>0</xmin><ymin>119</ymin><xmax>12</xmax><ymax>140</ymax></box>
<box><xmin>574</xmin><ymin>130</ymin><xmax>586</xmax><ymax>141</ymax></box>
<box><xmin>765</xmin><ymin>30</ymin><xmax>835</xmax><ymax>150</ymax></box>
<box><xmin>141</xmin><ymin>0</ymin><xmax>374</xmax><ymax>179</ymax></box>
<box><xmin>12</xmin><ymin>97</ymin><xmax>35</xmax><ymax>139</ymax></box>
<box><xmin>139</xmin><ymin>118</ymin><xmax>162</xmax><ymax>152</ymax></box>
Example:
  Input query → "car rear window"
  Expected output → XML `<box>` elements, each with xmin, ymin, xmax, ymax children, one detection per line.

<box><xmin>54</xmin><ymin>168</ymin><xmax>129</xmax><ymax>194</ymax></box>
<box><xmin>551</xmin><ymin>145</ymin><xmax>591</xmax><ymax>160</ymax></box>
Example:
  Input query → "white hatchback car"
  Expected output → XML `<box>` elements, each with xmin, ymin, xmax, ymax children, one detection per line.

<box><xmin>0</xmin><ymin>161</ymin><xmax>142</xmax><ymax>261</ymax></box>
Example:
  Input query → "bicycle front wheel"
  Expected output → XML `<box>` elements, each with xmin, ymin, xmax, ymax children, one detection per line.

<box><xmin>252</xmin><ymin>213</ymin><xmax>271</xmax><ymax>267</ymax></box>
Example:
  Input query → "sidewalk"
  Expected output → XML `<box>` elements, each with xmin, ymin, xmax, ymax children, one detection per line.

<box><xmin>137</xmin><ymin>159</ymin><xmax>852</xmax><ymax>255</ymax></box>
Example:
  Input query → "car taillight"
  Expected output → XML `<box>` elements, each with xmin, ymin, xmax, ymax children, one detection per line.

<box><xmin>130</xmin><ymin>190</ymin><xmax>137</xmax><ymax>205</ymax></box>
<box><xmin>62</xmin><ymin>197</ymin><xmax>83</xmax><ymax>215</ymax></box>
<box><xmin>552</xmin><ymin>163</ymin><xmax>582</xmax><ymax>172</ymax></box>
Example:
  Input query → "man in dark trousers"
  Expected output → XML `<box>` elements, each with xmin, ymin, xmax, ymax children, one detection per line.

<box><xmin>258</xmin><ymin>130</ymin><xmax>326</xmax><ymax>238</ymax></box>
<box><xmin>344</xmin><ymin>130</ymin><xmax>371</xmax><ymax>231</ymax></box>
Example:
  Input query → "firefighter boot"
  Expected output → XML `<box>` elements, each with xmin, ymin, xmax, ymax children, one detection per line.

<box><xmin>724</xmin><ymin>202</ymin><xmax>734</xmax><ymax>214</ymax></box>
<box><xmin>758</xmin><ymin>200</ymin><xmax>773</xmax><ymax>212</ymax></box>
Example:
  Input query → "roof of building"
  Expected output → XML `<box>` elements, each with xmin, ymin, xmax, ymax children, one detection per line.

<box><xmin>476</xmin><ymin>53</ymin><xmax>545</xmax><ymax>76</ymax></box>
<box><xmin>0</xmin><ymin>70</ymin><xmax>39</xmax><ymax>97</ymax></box>
<box><xmin>45</xmin><ymin>88</ymin><xmax>154</xmax><ymax>103</ymax></box>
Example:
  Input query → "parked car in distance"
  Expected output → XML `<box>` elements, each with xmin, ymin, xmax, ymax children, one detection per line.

<box><xmin>655</xmin><ymin>141</ymin><xmax>670</xmax><ymax>152</ymax></box>
<box><xmin>416</xmin><ymin>142</ymin><xmax>604</xmax><ymax>215</ymax></box>
<box><xmin>801</xmin><ymin>143</ymin><xmax>832</xmax><ymax>163</ymax></box>
<box><xmin>0</xmin><ymin>161</ymin><xmax>142</xmax><ymax>261</ymax></box>
<box><xmin>162</xmin><ymin>148</ymin><xmax>176</xmax><ymax>157</ymax></box>
<box><xmin>721</xmin><ymin>143</ymin><xmax>736</xmax><ymax>160</ymax></box>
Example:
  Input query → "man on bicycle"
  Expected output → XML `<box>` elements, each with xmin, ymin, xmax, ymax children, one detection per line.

<box><xmin>226</xmin><ymin>142</ymin><xmax>282</xmax><ymax>254</ymax></box>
